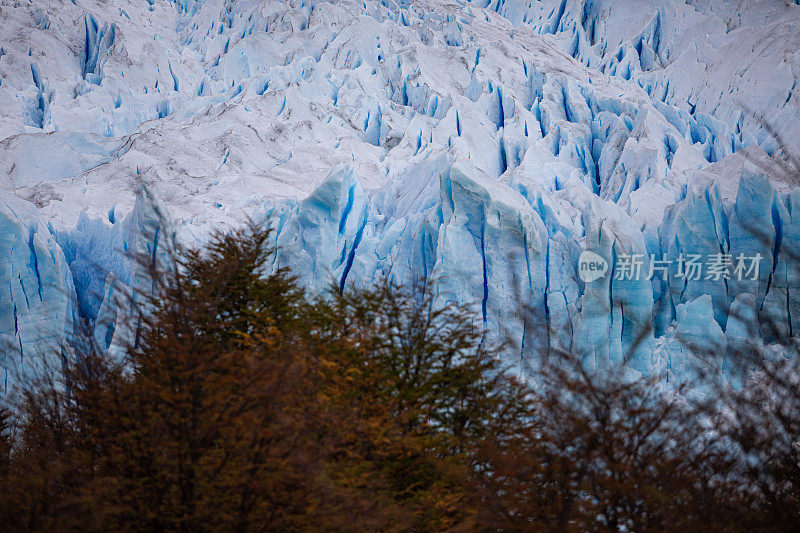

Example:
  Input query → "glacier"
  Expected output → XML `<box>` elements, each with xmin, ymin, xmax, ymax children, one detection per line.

<box><xmin>0</xmin><ymin>0</ymin><xmax>799</xmax><ymax>393</ymax></box>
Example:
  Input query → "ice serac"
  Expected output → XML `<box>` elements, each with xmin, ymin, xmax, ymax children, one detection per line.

<box><xmin>727</xmin><ymin>171</ymin><xmax>800</xmax><ymax>342</ymax></box>
<box><xmin>432</xmin><ymin>165</ymin><xmax>549</xmax><ymax>372</ymax></box>
<box><xmin>658</xmin><ymin>154</ymin><xmax>800</xmax><ymax>340</ymax></box>
<box><xmin>275</xmin><ymin>165</ymin><xmax>377</xmax><ymax>295</ymax></box>
<box><xmin>56</xmin><ymin>189</ymin><xmax>174</xmax><ymax>359</ymax></box>
<box><xmin>663</xmin><ymin>182</ymin><xmax>730</xmax><ymax>328</ymax></box>
<box><xmin>659</xmin><ymin>294</ymin><xmax>726</xmax><ymax>389</ymax></box>
<box><xmin>0</xmin><ymin>192</ymin><xmax>75</xmax><ymax>394</ymax></box>
<box><xmin>572</xmin><ymin>195</ymin><xmax>654</xmax><ymax>373</ymax></box>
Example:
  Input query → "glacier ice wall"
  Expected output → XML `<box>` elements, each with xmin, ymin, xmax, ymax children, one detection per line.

<box><xmin>0</xmin><ymin>192</ymin><xmax>74</xmax><ymax>394</ymax></box>
<box><xmin>0</xmin><ymin>0</ymin><xmax>798</xmax><ymax>388</ymax></box>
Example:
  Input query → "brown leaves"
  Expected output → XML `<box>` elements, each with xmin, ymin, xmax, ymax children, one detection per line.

<box><xmin>0</xmin><ymin>222</ymin><xmax>793</xmax><ymax>531</ymax></box>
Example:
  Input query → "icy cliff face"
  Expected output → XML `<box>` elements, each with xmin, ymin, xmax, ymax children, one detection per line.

<box><xmin>0</xmin><ymin>0</ymin><xmax>798</xmax><ymax>391</ymax></box>
<box><xmin>0</xmin><ymin>191</ymin><xmax>74</xmax><ymax>389</ymax></box>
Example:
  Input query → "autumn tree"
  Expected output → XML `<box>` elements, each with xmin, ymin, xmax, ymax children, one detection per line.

<box><xmin>2</xmin><ymin>218</ymin><xmax>797</xmax><ymax>532</ymax></box>
<box><xmin>0</xmin><ymin>223</ymin><xmax>530</xmax><ymax>531</ymax></box>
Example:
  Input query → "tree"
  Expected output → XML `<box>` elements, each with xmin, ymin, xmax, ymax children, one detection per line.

<box><xmin>0</xmin><ymin>223</ymin><xmax>532</xmax><ymax>531</ymax></box>
<box><xmin>1</xmin><ymin>219</ymin><xmax>794</xmax><ymax>531</ymax></box>
<box><xmin>470</xmin><ymin>348</ymin><xmax>751</xmax><ymax>531</ymax></box>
